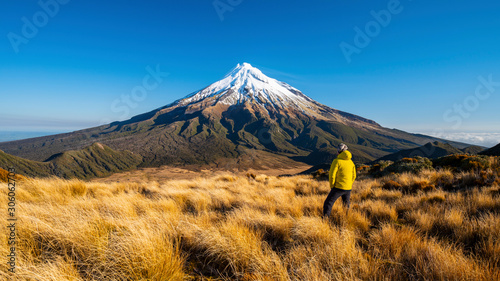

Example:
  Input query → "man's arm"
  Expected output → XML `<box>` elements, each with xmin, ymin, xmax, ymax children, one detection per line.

<box><xmin>329</xmin><ymin>159</ymin><xmax>339</xmax><ymax>188</ymax></box>
<box><xmin>352</xmin><ymin>163</ymin><xmax>357</xmax><ymax>182</ymax></box>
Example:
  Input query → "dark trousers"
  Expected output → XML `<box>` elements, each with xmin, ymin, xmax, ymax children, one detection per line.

<box><xmin>323</xmin><ymin>188</ymin><xmax>351</xmax><ymax>217</ymax></box>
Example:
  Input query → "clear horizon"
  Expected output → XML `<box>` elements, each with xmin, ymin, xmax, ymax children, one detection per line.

<box><xmin>1</xmin><ymin>0</ymin><xmax>499</xmax><ymax>147</ymax></box>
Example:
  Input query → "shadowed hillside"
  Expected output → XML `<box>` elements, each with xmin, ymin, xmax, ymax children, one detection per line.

<box><xmin>481</xmin><ymin>143</ymin><xmax>500</xmax><ymax>156</ymax></box>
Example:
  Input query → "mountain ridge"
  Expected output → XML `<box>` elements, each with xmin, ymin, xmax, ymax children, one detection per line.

<box><xmin>374</xmin><ymin>141</ymin><xmax>485</xmax><ymax>163</ymax></box>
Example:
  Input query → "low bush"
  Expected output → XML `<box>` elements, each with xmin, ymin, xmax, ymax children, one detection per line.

<box><xmin>384</xmin><ymin>157</ymin><xmax>434</xmax><ymax>175</ymax></box>
<box><xmin>368</xmin><ymin>160</ymin><xmax>393</xmax><ymax>177</ymax></box>
<box><xmin>370</xmin><ymin>157</ymin><xmax>433</xmax><ymax>178</ymax></box>
<box><xmin>433</xmin><ymin>154</ymin><xmax>492</xmax><ymax>172</ymax></box>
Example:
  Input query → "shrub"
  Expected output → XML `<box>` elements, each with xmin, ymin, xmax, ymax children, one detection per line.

<box><xmin>434</xmin><ymin>154</ymin><xmax>492</xmax><ymax>172</ymax></box>
<box><xmin>311</xmin><ymin>168</ymin><xmax>328</xmax><ymax>181</ymax></box>
<box><xmin>357</xmin><ymin>165</ymin><xmax>370</xmax><ymax>173</ymax></box>
<box><xmin>433</xmin><ymin>154</ymin><xmax>469</xmax><ymax>169</ymax></box>
<box><xmin>461</xmin><ymin>157</ymin><xmax>490</xmax><ymax>171</ymax></box>
<box><xmin>384</xmin><ymin>157</ymin><xmax>434</xmax><ymax>175</ymax></box>
<box><xmin>369</xmin><ymin>160</ymin><xmax>393</xmax><ymax>177</ymax></box>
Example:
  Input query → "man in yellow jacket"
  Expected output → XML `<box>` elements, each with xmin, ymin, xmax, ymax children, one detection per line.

<box><xmin>323</xmin><ymin>143</ymin><xmax>356</xmax><ymax>217</ymax></box>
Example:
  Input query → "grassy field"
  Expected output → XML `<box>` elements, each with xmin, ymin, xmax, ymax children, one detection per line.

<box><xmin>1</xmin><ymin>163</ymin><xmax>500</xmax><ymax>280</ymax></box>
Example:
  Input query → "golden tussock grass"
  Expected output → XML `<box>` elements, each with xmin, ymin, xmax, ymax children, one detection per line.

<box><xmin>0</xmin><ymin>168</ymin><xmax>25</xmax><ymax>183</ymax></box>
<box><xmin>1</xmin><ymin>169</ymin><xmax>499</xmax><ymax>280</ymax></box>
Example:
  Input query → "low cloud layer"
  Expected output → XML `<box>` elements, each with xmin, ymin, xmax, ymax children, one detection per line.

<box><xmin>419</xmin><ymin>131</ymin><xmax>500</xmax><ymax>148</ymax></box>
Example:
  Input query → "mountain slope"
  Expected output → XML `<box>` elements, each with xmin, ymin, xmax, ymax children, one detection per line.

<box><xmin>480</xmin><ymin>143</ymin><xmax>500</xmax><ymax>156</ymax></box>
<box><xmin>375</xmin><ymin>141</ymin><xmax>484</xmax><ymax>162</ymax></box>
<box><xmin>0</xmin><ymin>143</ymin><xmax>142</xmax><ymax>179</ymax></box>
<box><xmin>0</xmin><ymin>63</ymin><xmax>471</xmax><ymax>168</ymax></box>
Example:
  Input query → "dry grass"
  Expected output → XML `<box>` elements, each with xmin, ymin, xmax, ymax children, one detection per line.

<box><xmin>1</xmin><ymin>169</ymin><xmax>499</xmax><ymax>280</ymax></box>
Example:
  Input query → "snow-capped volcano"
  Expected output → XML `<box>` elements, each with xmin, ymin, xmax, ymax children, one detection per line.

<box><xmin>175</xmin><ymin>63</ymin><xmax>321</xmax><ymax>115</ymax></box>
<box><xmin>0</xmin><ymin>62</ymin><xmax>460</xmax><ymax>169</ymax></box>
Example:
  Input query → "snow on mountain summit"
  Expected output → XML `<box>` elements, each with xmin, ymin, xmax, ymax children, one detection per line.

<box><xmin>176</xmin><ymin>63</ymin><xmax>318</xmax><ymax>112</ymax></box>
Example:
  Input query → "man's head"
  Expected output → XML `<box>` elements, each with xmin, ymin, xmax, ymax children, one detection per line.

<box><xmin>338</xmin><ymin>143</ymin><xmax>348</xmax><ymax>154</ymax></box>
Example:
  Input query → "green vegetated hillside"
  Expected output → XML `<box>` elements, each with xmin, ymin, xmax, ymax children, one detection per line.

<box><xmin>374</xmin><ymin>141</ymin><xmax>484</xmax><ymax>163</ymax></box>
<box><xmin>0</xmin><ymin>143</ymin><xmax>142</xmax><ymax>179</ymax></box>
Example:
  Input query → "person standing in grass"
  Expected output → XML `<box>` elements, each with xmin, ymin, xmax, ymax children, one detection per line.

<box><xmin>323</xmin><ymin>143</ymin><xmax>356</xmax><ymax>217</ymax></box>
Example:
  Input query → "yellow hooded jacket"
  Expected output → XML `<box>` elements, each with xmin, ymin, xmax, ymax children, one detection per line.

<box><xmin>329</xmin><ymin>150</ymin><xmax>356</xmax><ymax>190</ymax></box>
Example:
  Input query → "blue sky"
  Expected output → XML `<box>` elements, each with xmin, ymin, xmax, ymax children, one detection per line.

<box><xmin>1</xmin><ymin>0</ymin><xmax>499</xmax><ymax>146</ymax></box>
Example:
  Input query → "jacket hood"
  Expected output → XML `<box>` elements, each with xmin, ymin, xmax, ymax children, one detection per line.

<box><xmin>338</xmin><ymin>150</ymin><xmax>352</xmax><ymax>160</ymax></box>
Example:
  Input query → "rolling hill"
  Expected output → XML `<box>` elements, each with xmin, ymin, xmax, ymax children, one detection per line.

<box><xmin>0</xmin><ymin>143</ymin><xmax>142</xmax><ymax>179</ymax></box>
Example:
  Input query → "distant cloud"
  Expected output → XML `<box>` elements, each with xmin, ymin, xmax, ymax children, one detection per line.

<box><xmin>419</xmin><ymin>131</ymin><xmax>500</xmax><ymax>148</ymax></box>
<box><xmin>0</xmin><ymin>114</ymin><xmax>100</xmax><ymax>132</ymax></box>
